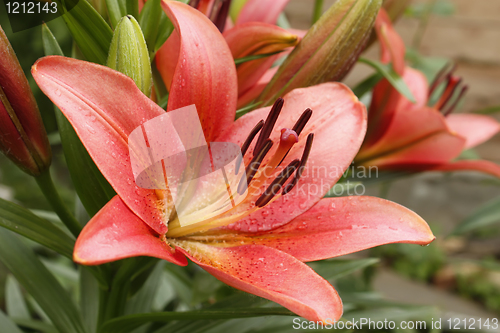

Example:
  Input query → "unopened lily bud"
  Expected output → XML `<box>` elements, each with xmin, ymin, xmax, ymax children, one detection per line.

<box><xmin>257</xmin><ymin>0</ymin><xmax>382</xmax><ymax>105</ymax></box>
<box><xmin>0</xmin><ymin>26</ymin><xmax>51</xmax><ymax>176</ymax></box>
<box><xmin>107</xmin><ymin>15</ymin><xmax>152</xmax><ymax>97</ymax></box>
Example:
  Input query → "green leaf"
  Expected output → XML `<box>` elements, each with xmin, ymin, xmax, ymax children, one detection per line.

<box><xmin>12</xmin><ymin>318</ymin><xmax>58</xmax><ymax>333</ymax></box>
<box><xmin>139</xmin><ymin>0</ymin><xmax>163</xmax><ymax>56</ymax></box>
<box><xmin>42</xmin><ymin>24</ymin><xmax>64</xmax><ymax>57</ymax></box>
<box><xmin>0</xmin><ymin>310</ymin><xmax>23</xmax><ymax>333</ymax></box>
<box><xmin>126</xmin><ymin>262</ymin><xmax>166</xmax><ymax>315</ymax></box>
<box><xmin>0</xmin><ymin>229</ymin><xmax>86</xmax><ymax>333</ymax></box>
<box><xmin>453</xmin><ymin>196</ymin><xmax>500</xmax><ymax>235</ymax></box>
<box><xmin>308</xmin><ymin>258</ymin><xmax>379</xmax><ymax>281</ymax></box>
<box><xmin>358</xmin><ymin>57</ymin><xmax>416</xmax><ymax>103</ymax></box>
<box><xmin>105</xmin><ymin>0</ymin><xmax>139</xmax><ymax>28</ymax></box>
<box><xmin>352</xmin><ymin>72</ymin><xmax>382</xmax><ymax>98</ymax></box>
<box><xmin>80</xmin><ymin>268</ymin><xmax>99</xmax><ymax>333</ymax></box>
<box><xmin>474</xmin><ymin>105</ymin><xmax>500</xmax><ymax>115</ymax></box>
<box><xmin>0</xmin><ymin>197</ymin><xmax>75</xmax><ymax>258</ymax></box>
<box><xmin>41</xmin><ymin>24</ymin><xmax>116</xmax><ymax>218</ymax></box>
<box><xmin>234</xmin><ymin>51</ymin><xmax>283</xmax><ymax>65</ymax></box>
<box><xmin>56</xmin><ymin>0</ymin><xmax>113</xmax><ymax>64</ymax></box>
<box><xmin>6</xmin><ymin>275</ymin><xmax>30</xmax><ymax>319</ymax></box>
<box><xmin>100</xmin><ymin>308</ymin><xmax>294</xmax><ymax>333</ymax></box>
<box><xmin>235</xmin><ymin>101</ymin><xmax>263</xmax><ymax>119</ymax></box>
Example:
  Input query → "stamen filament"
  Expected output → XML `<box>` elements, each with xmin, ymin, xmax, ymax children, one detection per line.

<box><xmin>283</xmin><ymin>133</ymin><xmax>314</xmax><ymax>194</ymax></box>
<box><xmin>442</xmin><ymin>85</ymin><xmax>468</xmax><ymax>116</ymax></box>
<box><xmin>255</xmin><ymin>159</ymin><xmax>300</xmax><ymax>207</ymax></box>
<box><xmin>237</xmin><ymin>139</ymin><xmax>273</xmax><ymax>195</ymax></box>
<box><xmin>235</xmin><ymin>120</ymin><xmax>264</xmax><ymax>174</ymax></box>
<box><xmin>435</xmin><ymin>76</ymin><xmax>462</xmax><ymax>110</ymax></box>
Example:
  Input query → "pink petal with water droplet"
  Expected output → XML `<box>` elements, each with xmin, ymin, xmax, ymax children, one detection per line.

<box><xmin>74</xmin><ymin>196</ymin><xmax>187</xmax><ymax>266</ymax></box>
<box><xmin>32</xmin><ymin>56</ymin><xmax>172</xmax><ymax>234</ymax></box>
<box><xmin>175</xmin><ymin>241</ymin><xmax>342</xmax><ymax>322</ymax></box>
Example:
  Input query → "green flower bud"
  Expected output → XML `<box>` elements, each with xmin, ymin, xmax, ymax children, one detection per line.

<box><xmin>0</xmin><ymin>25</ymin><xmax>51</xmax><ymax>176</ymax></box>
<box><xmin>257</xmin><ymin>0</ymin><xmax>382</xmax><ymax>106</ymax></box>
<box><xmin>107</xmin><ymin>15</ymin><xmax>152</xmax><ymax>97</ymax></box>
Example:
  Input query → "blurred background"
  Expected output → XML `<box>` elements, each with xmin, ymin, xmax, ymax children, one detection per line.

<box><xmin>286</xmin><ymin>0</ymin><xmax>500</xmax><ymax>323</ymax></box>
<box><xmin>1</xmin><ymin>0</ymin><xmax>500</xmax><ymax>330</ymax></box>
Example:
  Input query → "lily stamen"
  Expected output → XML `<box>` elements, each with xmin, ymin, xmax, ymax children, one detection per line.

<box><xmin>237</xmin><ymin>139</ymin><xmax>273</xmax><ymax>194</ymax></box>
<box><xmin>292</xmin><ymin>108</ymin><xmax>313</xmax><ymax>135</ymax></box>
<box><xmin>255</xmin><ymin>159</ymin><xmax>300</xmax><ymax>207</ymax></box>
<box><xmin>442</xmin><ymin>85</ymin><xmax>468</xmax><ymax>116</ymax></box>
<box><xmin>235</xmin><ymin>119</ymin><xmax>264</xmax><ymax>174</ymax></box>
<box><xmin>254</xmin><ymin>97</ymin><xmax>284</xmax><ymax>154</ymax></box>
<box><xmin>434</xmin><ymin>76</ymin><xmax>462</xmax><ymax>110</ymax></box>
<box><xmin>283</xmin><ymin>133</ymin><xmax>314</xmax><ymax>194</ymax></box>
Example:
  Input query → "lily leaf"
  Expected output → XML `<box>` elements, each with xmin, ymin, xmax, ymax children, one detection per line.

<box><xmin>474</xmin><ymin>105</ymin><xmax>500</xmax><ymax>115</ymax></box>
<box><xmin>139</xmin><ymin>0</ymin><xmax>173</xmax><ymax>55</ymax></box>
<box><xmin>100</xmin><ymin>308</ymin><xmax>294</xmax><ymax>333</ymax></box>
<box><xmin>6</xmin><ymin>276</ymin><xmax>30</xmax><ymax>319</ymax></box>
<box><xmin>0</xmin><ymin>310</ymin><xmax>23</xmax><ymax>333</ymax></box>
<box><xmin>308</xmin><ymin>258</ymin><xmax>379</xmax><ymax>282</ymax></box>
<box><xmin>234</xmin><ymin>51</ymin><xmax>283</xmax><ymax>65</ymax></box>
<box><xmin>0</xmin><ymin>197</ymin><xmax>74</xmax><ymax>258</ymax></box>
<box><xmin>358</xmin><ymin>57</ymin><xmax>416</xmax><ymax>103</ymax></box>
<box><xmin>105</xmin><ymin>0</ymin><xmax>139</xmax><ymax>28</ymax></box>
<box><xmin>56</xmin><ymin>0</ymin><xmax>113</xmax><ymax>64</ymax></box>
<box><xmin>80</xmin><ymin>268</ymin><xmax>99</xmax><ymax>333</ymax></box>
<box><xmin>452</xmin><ymin>196</ymin><xmax>500</xmax><ymax>235</ymax></box>
<box><xmin>12</xmin><ymin>319</ymin><xmax>58</xmax><ymax>333</ymax></box>
<box><xmin>0</xmin><ymin>229</ymin><xmax>86</xmax><ymax>333</ymax></box>
<box><xmin>352</xmin><ymin>72</ymin><xmax>383</xmax><ymax>98</ymax></box>
<box><xmin>42</xmin><ymin>24</ymin><xmax>116</xmax><ymax>218</ymax></box>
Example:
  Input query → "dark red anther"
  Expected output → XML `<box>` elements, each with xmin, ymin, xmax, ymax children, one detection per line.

<box><xmin>283</xmin><ymin>133</ymin><xmax>314</xmax><ymax>195</ymax></box>
<box><xmin>235</xmin><ymin>120</ymin><xmax>264</xmax><ymax>174</ymax></box>
<box><xmin>292</xmin><ymin>108</ymin><xmax>313</xmax><ymax>136</ymax></box>
<box><xmin>210</xmin><ymin>0</ymin><xmax>232</xmax><ymax>32</ymax></box>
<box><xmin>255</xmin><ymin>159</ymin><xmax>300</xmax><ymax>208</ymax></box>
<box><xmin>188</xmin><ymin>0</ymin><xmax>201</xmax><ymax>8</ymax></box>
<box><xmin>429</xmin><ymin>62</ymin><xmax>457</xmax><ymax>96</ymax></box>
<box><xmin>237</xmin><ymin>139</ymin><xmax>273</xmax><ymax>195</ymax></box>
<box><xmin>442</xmin><ymin>85</ymin><xmax>469</xmax><ymax>116</ymax></box>
<box><xmin>254</xmin><ymin>98</ymin><xmax>284</xmax><ymax>156</ymax></box>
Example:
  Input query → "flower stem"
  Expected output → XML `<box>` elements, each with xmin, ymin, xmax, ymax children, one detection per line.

<box><xmin>35</xmin><ymin>169</ymin><xmax>81</xmax><ymax>237</ymax></box>
<box><xmin>312</xmin><ymin>0</ymin><xmax>324</xmax><ymax>24</ymax></box>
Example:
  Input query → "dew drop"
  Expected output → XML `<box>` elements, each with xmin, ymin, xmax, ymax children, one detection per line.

<box><xmin>55</xmin><ymin>89</ymin><xmax>61</xmax><ymax>96</ymax></box>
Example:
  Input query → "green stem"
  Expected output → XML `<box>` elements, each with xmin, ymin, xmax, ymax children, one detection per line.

<box><xmin>312</xmin><ymin>0</ymin><xmax>324</xmax><ymax>24</ymax></box>
<box><xmin>411</xmin><ymin>0</ymin><xmax>437</xmax><ymax>50</ymax></box>
<box><xmin>35</xmin><ymin>169</ymin><xmax>81</xmax><ymax>237</ymax></box>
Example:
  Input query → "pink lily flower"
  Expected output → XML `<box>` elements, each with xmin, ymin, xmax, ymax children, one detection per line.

<box><xmin>355</xmin><ymin>9</ymin><xmax>500</xmax><ymax>177</ymax></box>
<box><xmin>32</xmin><ymin>2</ymin><xmax>434</xmax><ymax>322</ymax></box>
<box><xmin>157</xmin><ymin>0</ymin><xmax>299</xmax><ymax>108</ymax></box>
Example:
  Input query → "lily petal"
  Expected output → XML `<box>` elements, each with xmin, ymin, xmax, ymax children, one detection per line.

<box><xmin>218</xmin><ymin>83</ymin><xmax>366</xmax><ymax>232</ymax></box>
<box><xmin>374</xmin><ymin>8</ymin><xmax>405</xmax><ymax>75</ymax></box>
<box><xmin>74</xmin><ymin>196</ymin><xmax>187</xmax><ymax>266</ymax></box>
<box><xmin>32</xmin><ymin>56</ymin><xmax>172</xmax><ymax>234</ymax></box>
<box><xmin>158</xmin><ymin>1</ymin><xmax>238</xmax><ymax>142</ymax></box>
<box><xmin>224</xmin><ymin>22</ymin><xmax>299</xmax><ymax>95</ymax></box>
<box><xmin>360</xmin><ymin>130</ymin><xmax>465</xmax><ymax>168</ymax></box>
<box><xmin>365</xmin><ymin>67</ymin><xmax>428</xmax><ymax>147</ymax></box>
<box><xmin>174</xmin><ymin>241</ymin><xmax>342</xmax><ymax>322</ymax></box>
<box><xmin>237</xmin><ymin>67</ymin><xmax>278</xmax><ymax>108</ymax></box>
<box><xmin>236</xmin><ymin>0</ymin><xmax>290</xmax><ymax>25</ymax></box>
<box><xmin>445</xmin><ymin>114</ymin><xmax>500</xmax><ymax>150</ymax></box>
<box><xmin>358</xmin><ymin>105</ymin><xmax>463</xmax><ymax>164</ymax></box>
<box><xmin>429</xmin><ymin>160</ymin><xmax>500</xmax><ymax>178</ymax></box>
<box><xmin>196</xmin><ymin>196</ymin><xmax>435</xmax><ymax>261</ymax></box>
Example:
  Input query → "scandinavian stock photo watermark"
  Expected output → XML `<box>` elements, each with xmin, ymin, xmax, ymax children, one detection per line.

<box><xmin>128</xmin><ymin>105</ymin><xmax>379</xmax><ymax>227</ymax></box>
